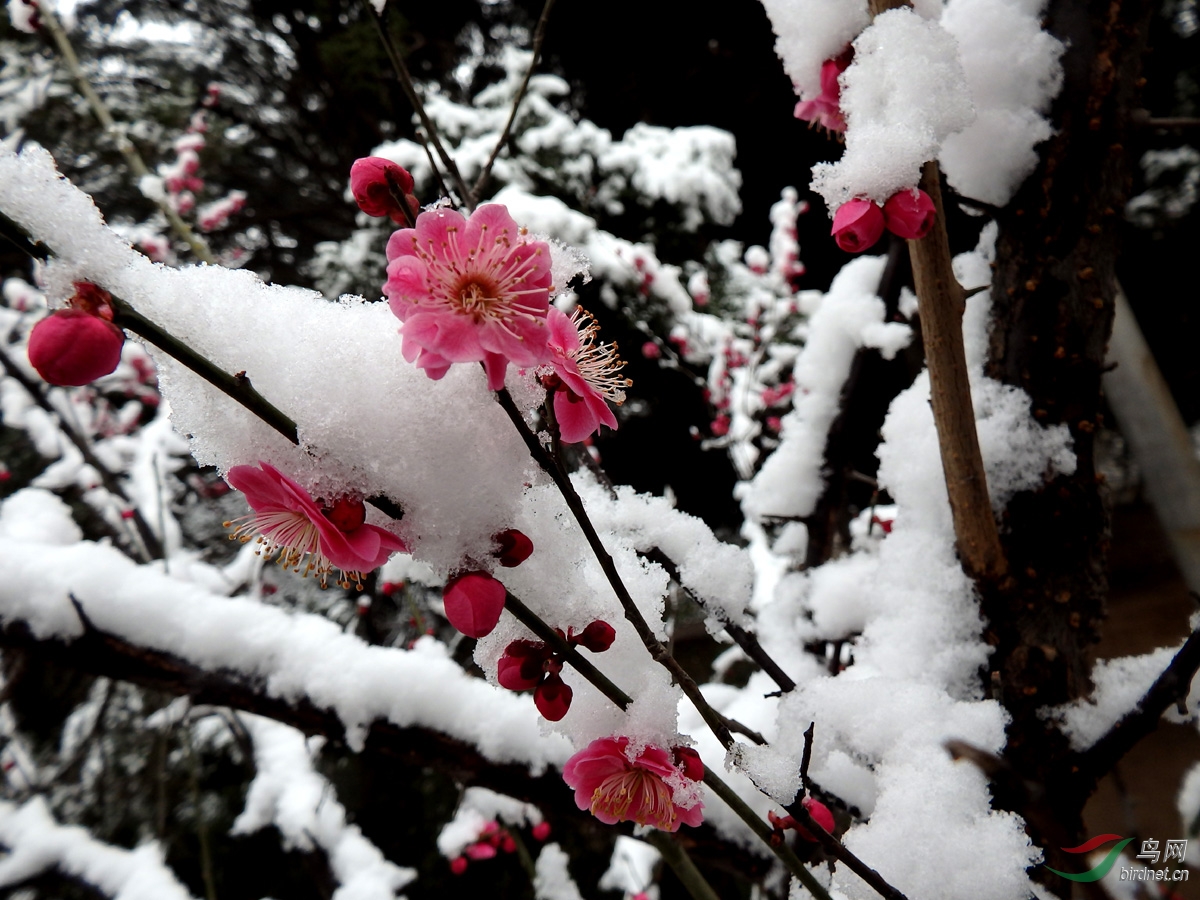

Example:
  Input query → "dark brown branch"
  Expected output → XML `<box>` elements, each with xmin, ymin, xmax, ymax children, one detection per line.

<box><xmin>0</xmin><ymin>614</ymin><xmax>569</xmax><ymax>809</ymax></box>
<box><xmin>111</xmin><ymin>298</ymin><xmax>301</xmax><ymax>446</ymax></box>
<box><xmin>503</xmin><ymin>592</ymin><xmax>633</xmax><ymax>710</ymax></box>
<box><xmin>1077</xmin><ymin>626</ymin><xmax>1200</xmax><ymax>781</ymax></box>
<box><xmin>783</xmin><ymin>799</ymin><xmax>910</xmax><ymax>900</ymax></box>
<box><xmin>908</xmin><ymin>162</ymin><xmax>1007</xmax><ymax>582</ymax></box>
<box><xmin>0</xmin><ymin>213</ymin><xmax>404</xmax><ymax>522</ymax></box>
<box><xmin>471</xmin><ymin>0</ymin><xmax>558</xmax><ymax>202</ymax></box>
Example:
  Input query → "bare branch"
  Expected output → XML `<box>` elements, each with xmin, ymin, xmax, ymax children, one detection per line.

<box><xmin>363</xmin><ymin>2</ymin><xmax>474</xmax><ymax>209</ymax></box>
<box><xmin>471</xmin><ymin>0</ymin><xmax>558</xmax><ymax>202</ymax></box>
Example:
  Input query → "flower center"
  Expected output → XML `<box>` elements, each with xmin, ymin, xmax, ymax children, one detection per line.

<box><xmin>224</xmin><ymin>510</ymin><xmax>364</xmax><ymax>590</ymax></box>
<box><xmin>590</xmin><ymin>769</ymin><xmax>677</xmax><ymax>828</ymax></box>
<box><xmin>456</xmin><ymin>279</ymin><xmax>499</xmax><ymax>321</ymax></box>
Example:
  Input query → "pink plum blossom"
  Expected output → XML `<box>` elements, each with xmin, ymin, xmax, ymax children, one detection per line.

<box><xmin>562</xmin><ymin>737</ymin><xmax>704</xmax><ymax>832</ymax></box>
<box><xmin>384</xmin><ymin>205</ymin><xmax>553</xmax><ymax>391</ymax></box>
<box><xmin>544</xmin><ymin>307</ymin><xmax>630</xmax><ymax>444</ymax></box>
<box><xmin>794</xmin><ymin>54</ymin><xmax>850</xmax><ymax>133</ymax></box>
<box><xmin>883</xmin><ymin>188</ymin><xmax>937</xmax><ymax>240</ymax></box>
<box><xmin>224</xmin><ymin>462</ymin><xmax>407</xmax><ymax>589</ymax></box>
<box><xmin>831</xmin><ymin>199</ymin><xmax>885</xmax><ymax>253</ymax></box>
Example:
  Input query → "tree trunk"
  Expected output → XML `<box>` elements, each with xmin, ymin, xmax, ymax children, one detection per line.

<box><xmin>982</xmin><ymin>0</ymin><xmax>1154</xmax><ymax>891</ymax></box>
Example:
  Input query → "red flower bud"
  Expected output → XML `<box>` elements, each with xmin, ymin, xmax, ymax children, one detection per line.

<box><xmin>322</xmin><ymin>497</ymin><xmax>366</xmax><ymax>532</ymax></box>
<box><xmin>882</xmin><ymin>189</ymin><xmax>936</xmax><ymax>240</ymax></box>
<box><xmin>795</xmin><ymin>797</ymin><xmax>835</xmax><ymax>842</ymax></box>
<box><xmin>768</xmin><ymin>810</ymin><xmax>796</xmax><ymax>831</ymax></box>
<box><xmin>27</xmin><ymin>310</ymin><xmax>125</xmax><ymax>386</ymax></box>
<box><xmin>572</xmin><ymin>620</ymin><xmax>616</xmax><ymax>653</ymax></box>
<box><xmin>350</xmin><ymin>157</ymin><xmax>419</xmax><ymax>224</ymax></box>
<box><xmin>443</xmin><ymin>571</ymin><xmax>506</xmax><ymax>638</ymax></box>
<box><xmin>449</xmin><ymin>856</ymin><xmax>468</xmax><ymax>875</ymax></box>
<box><xmin>533</xmin><ymin>672</ymin><xmax>573</xmax><ymax>721</ymax></box>
<box><xmin>493</xmin><ymin>528</ymin><xmax>534</xmax><ymax>567</ymax></box>
<box><xmin>464</xmin><ymin>841</ymin><xmax>496</xmax><ymax>860</ymax></box>
<box><xmin>531</xmin><ymin>821</ymin><xmax>551</xmax><ymax>841</ymax></box>
<box><xmin>831</xmin><ymin>199</ymin><xmax>885</xmax><ymax>253</ymax></box>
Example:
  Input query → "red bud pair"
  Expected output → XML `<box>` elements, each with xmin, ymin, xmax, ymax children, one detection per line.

<box><xmin>831</xmin><ymin>189</ymin><xmax>936</xmax><ymax>253</ymax></box>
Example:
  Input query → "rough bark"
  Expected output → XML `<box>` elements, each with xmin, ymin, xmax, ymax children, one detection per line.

<box><xmin>982</xmin><ymin>0</ymin><xmax>1154</xmax><ymax>890</ymax></box>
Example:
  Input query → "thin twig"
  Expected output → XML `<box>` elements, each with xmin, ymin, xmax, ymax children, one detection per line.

<box><xmin>364</xmin><ymin>2</ymin><xmax>473</xmax><ymax>209</ymax></box>
<box><xmin>800</xmin><ymin>722</ymin><xmax>815</xmax><ymax>794</ymax></box>
<box><xmin>508</xmin><ymin>598</ymin><xmax>833</xmax><ymax>897</ymax></box>
<box><xmin>1078</xmin><ymin>625</ymin><xmax>1200</xmax><ymax>781</ymax></box>
<box><xmin>783</xmin><ymin>799</ymin><xmax>909</xmax><ymax>900</ymax></box>
<box><xmin>415</xmin><ymin>130</ymin><xmax>453</xmax><ymax>202</ymax></box>
<box><xmin>38</xmin><ymin>5</ymin><xmax>214</xmax><ymax>264</ymax></box>
<box><xmin>906</xmin><ymin>161</ymin><xmax>1007</xmax><ymax>582</ymax></box>
<box><xmin>643</xmin><ymin>831</ymin><xmax>723</xmax><ymax>900</ymax></box>
<box><xmin>110</xmin><ymin>298</ymin><xmax>301</xmax><ymax>446</ymax></box>
<box><xmin>642</xmin><ymin>548</ymin><xmax>797</xmax><ymax>694</ymax></box>
<box><xmin>493</xmin><ymin>386</ymin><xmax>735</xmax><ymax>750</ymax></box>
<box><xmin>702</xmin><ymin>771</ymin><xmax>834</xmax><ymax>900</ymax></box>
<box><xmin>0</xmin><ymin>346</ymin><xmax>164</xmax><ymax>561</ymax></box>
<box><xmin>504</xmin><ymin>592</ymin><xmax>633</xmax><ymax>710</ymax></box>
<box><xmin>471</xmin><ymin>0</ymin><xmax>558</xmax><ymax>202</ymax></box>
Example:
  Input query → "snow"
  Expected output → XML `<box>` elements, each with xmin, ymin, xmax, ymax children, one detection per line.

<box><xmin>810</xmin><ymin>9</ymin><xmax>974</xmax><ymax>211</ymax></box>
<box><xmin>598</xmin><ymin>836</ymin><xmax>661</xmax><ymax>897</ymax></box>
<box><xmin>233</xmin><ymin>715</ymin><xmax>416</xmax><ymax>900</ymax></box>
<box><xmin>763</xmin><ymin>0</ymin><xmax>1064</xmax><ymax>209</ymax></box>
<box><xmin>0</xmin><ymin>509</ymin><xmax>572</xmax><ymax>768</ymax></box>
<box><xmin>534</xmin><ymin>844</ymin><xmax>584</xmax><ymax>900</ymax></box>
<box><xmin>740</xmin><ymin>254</ymin><xmax>911</xmax><ymax>521</ymax></box>
<box><xmin>1043</xmin><ymin>645</ymin><xmax>1184</xmax><ymax>751</ymax></box>
<box><xmin>759</xmin><ymin>0</ymin><xmax>869</xmax><ymax>100</ymax></box>
<box><xmin>939</xmin><ymin>0</ymin><xmax>1064</xmax><ymax>205</ymax></box>
<box><xmin>0</xmin><ymin>797</ymin><xmax>197</xmax><ymax>900</ymax></box>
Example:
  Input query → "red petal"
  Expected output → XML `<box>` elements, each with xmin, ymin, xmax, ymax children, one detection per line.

<box><xmin>442</xmin><ymin>572</ymin><xmax>507</xmax><ymax>638</ymax></box>
<box><xmin>534</xmin><ymin>674</ymin><xmax>572</xmax><ymax>721</ymax></box>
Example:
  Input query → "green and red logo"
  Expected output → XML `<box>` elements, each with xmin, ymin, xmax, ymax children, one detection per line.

<box><xmin>1045</xmin><ymin>834</ymin><xmax>1133</xmax><ymax>883</ymax></box>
